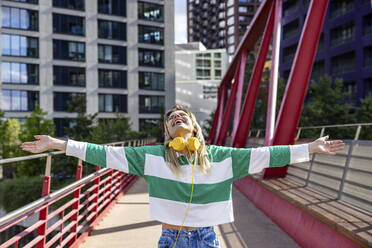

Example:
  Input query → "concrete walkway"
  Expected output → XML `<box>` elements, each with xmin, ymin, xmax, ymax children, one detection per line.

<box><xmin>80</xmin><ymin>178</ymin><xmax>299</xmax><ymax>248</ymax></box>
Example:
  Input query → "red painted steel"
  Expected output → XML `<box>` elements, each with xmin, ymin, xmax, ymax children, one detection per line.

<box><xmin>221</xmin><ymin>0</ymin><xmax>274</xmax><ymax>89</ymax></box>
<box><xmin>264</xmin><ymin>0</ymin><xmax>282</xmax><ymax>146</ymax></box>
<box><xmin>217</xmin><ymin>53</ymin><xmax>247</xmax><ymax>146</ymax></box>
<box><xmin>231</xmin><ymin>2</ymin><xmax>275</xmax><ymax>148</ymax></box>
<box><xmin>36</xmin><ymin>176</ymin><xmax>51</xmax><ymax>248</ymax></box>
<box><xmin>262</xmin><ymin>0</ymin><xmax>329</xmax><ymax>178</ymax></box>
<box><xmin>231</xmin><ymin>50</ymin><xmax>248</xmax><ymax>143</ymax></box>
<box><xmin>234</xmin><ymin>177</ymin><xmax>362</xmax><ymax>248</ymax></box>
<box><xmin>0</xmin><ymin>140</ymin><xmax>154</xmax><ymax>248</ymax></box>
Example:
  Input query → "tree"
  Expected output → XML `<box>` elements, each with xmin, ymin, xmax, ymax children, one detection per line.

<box><xmin>202</xmin><ymin>110</ymin><xmax>215</xmax><ymax>138</ymax></box>
<box><xmin>17</xmin><ymin>105</ymin><xmax>55</xmax><ymax>177</ymax></box>
<box><xmin>64</xmin><ymin>96</ymin><xmax>96</xmax><ymax>140</ymax></box>
<box><xmin>2</xmin><ymin>119</ymin><xmax>22</xmax><ymax>178</ymax></box>
<box><xmin>0</xmin><ymin>110</ymin><xmax>5</xmax><ymax>159</ymax></box>
<box><xmin>299</xmin><ymin>75</ymin><xmax>357</xmax><ymax>139</ymax></box>
<box><xmin>358</xmin><ymin>95</ymin><xmax>372</xmax><ymax>140</ymax></box>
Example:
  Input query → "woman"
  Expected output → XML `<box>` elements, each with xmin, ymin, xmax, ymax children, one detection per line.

<box><xmin>22</xmin><ymin>104</ymin><xmax>344</xmax><ymax>248</ymax></box>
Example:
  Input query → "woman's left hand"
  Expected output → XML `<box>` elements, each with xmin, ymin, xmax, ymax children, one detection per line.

<box><xmin>308</xmin><ymin>136</ymin><xmax>344</xmax><ymax>155</ymax></box>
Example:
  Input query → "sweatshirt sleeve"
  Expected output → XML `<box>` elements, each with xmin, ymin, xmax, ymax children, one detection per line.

<box><xmin>227</xmin><ymin>144</ymin><xmax>309</xmax><ymax>179</ymax></box>
<box><xmin>65</xmin><ymin>139</ymin><xmax>152</xmax><ymax>177</ymax></box>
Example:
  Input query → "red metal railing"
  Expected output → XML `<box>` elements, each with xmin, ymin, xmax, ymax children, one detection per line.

<box><xmin>0</xmin><ymin>138</ymin><xmax>155</xmax><ymax>248</ymax></box>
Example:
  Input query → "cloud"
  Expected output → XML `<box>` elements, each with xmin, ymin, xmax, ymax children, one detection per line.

<box><xmin>174</xmin><ymin>0</ymin><xmax>187</xmax><ymax>44</ymax></box>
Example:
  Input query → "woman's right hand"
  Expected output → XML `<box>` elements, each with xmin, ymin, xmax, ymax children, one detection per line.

<box><xmin>21</xmin><ymin>135</ymin><xmax>66</xmax><ymax>153</ymax></box>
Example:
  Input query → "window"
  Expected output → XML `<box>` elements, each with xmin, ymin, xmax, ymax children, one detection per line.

<box><xmin>1</xmin><ymin>34</ymin><xmax>38</xmax><ymax>57</ymax></box>
<box><xmin>54</xmin><ymin>66</ymin><xmax>85</xmax><ymax>86</ymax></box>
<box><xmin>330</xmin><ymin>21</ymin><xmax>354</xmax><ymax>47</ymax></box>
<box><xmin>283</xmin><ymin>19</ymin><xmax>299</xmax><ymax>40</ymax></box>
<box><xmin>283</xmin><ymin>44</ymin><xmax>297</xmax><ymax>64</ymax></box>
<box><xmin>364</xmin><ymin>78</ymin><xmax>372</xmax><ymax>97</ymax></box>
<box><xmin>138</xmin><ymin>25</ymin><xmax>164</xmax><ymax>45</ymax></box>
<box><xmin>2</xmin><ymin>90</ymin><xmax>39</xmax><ymax>111</ymax></box>
<box><xmin>283</xmin><ymin>0</ymin><xmax>299</xmax><ymax>17</ymax></box>
<box><xmin>53</xmin><ymin>0</ymin><xmax>85</xmax><ymax>10</ymax></box>
<box><xmin>139</xmin><ymin>71</ymin><xmax>164</xmax><ymax>90</ymax></box>
<box><xmin>139</xmin><ymin>95</ymin><xmax>164</xmax><ymax>113</ymax></box>
<box><xmin>214</xmin><ymin>60</ymin><xmax>221</xmax><ymax>68</ymax></box>
<box><xmin>196</xmin><ymin>69</ymin><xmax>211</xmax><ymax>80</ymax></box>
<box><xmin>98</xmin><ymin>0</ymin><xmax>126</xmax><ymax>17</ymax></box>
<box><xmin>54</xmin><ymin>118</ymin><xmax>74</xmax><ymax>137</ymax></box>
<box><xmin>364</xmin><ymin>46</ymin><xmax>372</xmax><ymax>68</ymax></box>
<box><xmin>343</xmin><ymin>81</ymin><xmax>357</xmax><ymax>104</ymax></box>
<box><xmin>138</xmin><ymin>1</ymin><xmax>164</xmax><ymax>22</ymax></box>
<box><xmin>1</xmin><ymin>7</ymin><xmax>38</xmax><ymax>31</ymax></box>
<box><xmin>98</xmin><ymin>69</ymin><xmax>127</xmax><ymax>88</ymax></box>
<box><xmin>214</xmin><ymin>70</ymin><xmax>221</xmax><ymax>79</ymax></box>
<box><xmin>98</xmin><ymin>19</ymin><xmax>126</xmax><ymax>40</ymax></box>
<box><xmin>98</xmin><ymin>94</ymin><xmax>127</xmax><ymax>112</ymax></box>
<box><xmin>138</xmin><ymin>49</ymin><xmax>164</xmax><ymax>68</ymax></box>
<box><xmin>139</xmin><ymin>119</ymin><xmax>160</xmax><ymax>131</ymax></box>
<box><xmin>53</xmin><ymin>39</ymin><xmax>85</xmax><ymax>61</ymax></box>
<box><xmin>6</xmin><ymin>0</ymin><xmax>38</xmax><ymax>3</ymax></box>
<box><xmin>2</xmin><ymin>62</ymin><xmax>38</xmax><ymax>84</ymax></box>
<box><xmin>239</xmin><ymin>6</ymin><xmax>248</xmax><ymax>12</ymax></box>
<box><xmin>310</xmin><ymin>60</ymin><xmax>325</xmax><ymax>80</ymax></box>
<box><xmin>331</xmin><ymin>51</ymin><xmax>355</xmax><ymax>74</ymax></box>
<box><xmin>196</xmin><ymin>59</ymin><xmax>211</xmax><ymax>67</ymax></box>
<box><xmin>330</xmin><ymin>0</ymin><xmax>354</xmax><ymax>19</ymax></box>
<box><xmin>53</xmin><ymin>13</ymin><xmax>85</xmax><ymax>36</ymax></box>
<box><xmin>54</xmin><ymin>92</ymin><xmax>86</xmax><ymax>111</ymax></box>
<box><xmin>98</xmin><ymin>44</ymin><xmax>126</xmax><ymax>64</ymax></box>
<box><xmin>363</xmin><ymin>14</ymin><xmax>372</xmax><ymax>37</ymax></box>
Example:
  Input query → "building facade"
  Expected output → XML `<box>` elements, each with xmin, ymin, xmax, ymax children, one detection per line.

<box><xmin>280</xmin><ymin>0</ymin><xmax>372</xmax><ymax>105</ymax></box>
<box><xmin>0</xmin><ymin>0</ymin><xmax>175</xmax><ymax>137</ymax></box>
<box><xmin>175</xmin><ymin>42</ymin><xmax>229</xmax><ymax>127</ymax></box>
<box><xmin>187</xmin><ymin>0</ymin><xmax>262</xmax><ymax>57</ymax></box>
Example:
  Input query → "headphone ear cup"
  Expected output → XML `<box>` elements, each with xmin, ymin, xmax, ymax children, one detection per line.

<box><xmin>169</xmin><ymin>137</ymin><xmax>186</xmax><ymax>151</ymax></box>
<box><xmin>187</xmin><ymin>137</ymin><xmax>200</xmax><ymax>152</ymax></box>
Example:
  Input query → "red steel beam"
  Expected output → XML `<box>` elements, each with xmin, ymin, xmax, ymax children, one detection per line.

<box><xmin>231</xmin><ymin>50</ymin><xmax>248</xmax><ymax>143</ymax></box>
<box><xmin>263</xmin><ymin>0</ymin><xmax>329</xmax><ymax>178</ymax></box>
<box><xmin>232</xmin><ymin>2</ymin><xmax>275</xmax><ymax>148</ymax></box>
<box><xmin>216</xmin><ymin>53</ymin><xmax>247</xmax><ymax>146</ymax></box>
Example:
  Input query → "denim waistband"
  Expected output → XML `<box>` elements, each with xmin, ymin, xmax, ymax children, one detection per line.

<box><xmin>161</xmin><ymin>226</ymin><xmax>214</xmax><ymax>238</ymax></box>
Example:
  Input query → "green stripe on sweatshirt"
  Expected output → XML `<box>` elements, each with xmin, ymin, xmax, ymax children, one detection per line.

<box><xmin>269</xmin><ymin>146</ymin><xmax>290</xmax><ymax>167</ymax></box>
<box><xmin>86</xmin><ymin>143</ymin><xmax>107</xmax><ymax>167</ymax></box>
<box><xmin>146</xmin><ymin>176</ymin><xmax>233</xmax><ymax>204</ymax></box>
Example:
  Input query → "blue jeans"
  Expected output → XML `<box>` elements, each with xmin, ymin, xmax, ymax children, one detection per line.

<box><xmin>158</xmin><ymin>227</ymin><xmax>220</xmax><ymax>248</ymax></box>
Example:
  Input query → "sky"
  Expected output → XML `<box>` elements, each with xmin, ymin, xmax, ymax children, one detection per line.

<box><xmin>174</xmin><ymin>0</ymin><xmax>187</xmax><ymax>44</ymax></box>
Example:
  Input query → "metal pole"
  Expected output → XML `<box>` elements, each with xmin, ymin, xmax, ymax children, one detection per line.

<box><xmin>265</xmin><ymin>0</ymin><xmax>282</xmax><ymax>146</ymax></box>
<box><xmin>264</xmin><ymin>0</ymin><xmax>330</xmax><ymax>178</ymax></box>
<box><xmin>231</xmin><ymin>1</ymin><xmax>275</xmax><ymax>148</ymax></box>
<box><xmin>354</xmin><ymin>125</ymin><xmax>361</xmax><ymax>140</ymax></box>
<box><xmin>338</xmin><ymin>141</ymin><xmax>354</xmax><ymax>200</ymax></box>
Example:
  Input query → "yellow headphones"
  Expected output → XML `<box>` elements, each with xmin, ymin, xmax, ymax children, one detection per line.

<box><xmin>168</xmin><ymin>137</ymin><xmax>200</xmax><ymax>152</ymax></box>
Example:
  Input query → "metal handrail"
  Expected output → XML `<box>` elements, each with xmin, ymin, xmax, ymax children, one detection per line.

<box><xmin>0</xmin><ymin>151</ymin><xmax>65</xmax><ymax>165</ymax></box>
<box><xmin>0</xmin><ymin>168</ymin><xmax>107</xmax><ymax>227</ymax></box>
<box><xmin>249</xmin><ymin>122</ymin><xmax>372</xmax><ymax>132</ymax></box>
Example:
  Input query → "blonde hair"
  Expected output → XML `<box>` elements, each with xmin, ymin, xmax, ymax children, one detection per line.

<box><xmin>164</xmin><ymin>104</ymin><xmax>211</xmax><ymax>176</ymax></box>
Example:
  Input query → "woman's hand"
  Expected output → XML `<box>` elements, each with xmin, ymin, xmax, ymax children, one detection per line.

<box><xmin>308</xmin><ymin>136</ymin><xmax>344</xmax><ymax>155</ymax></box>
<box><xmin>21</xmin><ymin>135</ymin><xmax>67</xmax><ymax>153</ymax></box>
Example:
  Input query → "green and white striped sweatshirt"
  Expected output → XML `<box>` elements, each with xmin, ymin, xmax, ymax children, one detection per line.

<box><xmin>66</xmin><ymin>140</ymin><xmax>309</xmax><ymax>227</ymax></box>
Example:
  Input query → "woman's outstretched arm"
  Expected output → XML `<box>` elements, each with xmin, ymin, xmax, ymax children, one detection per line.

<box><xmin>21</xmin><ymin>135</ymin><xmax>66</xmax><ymax>153</ymax></box>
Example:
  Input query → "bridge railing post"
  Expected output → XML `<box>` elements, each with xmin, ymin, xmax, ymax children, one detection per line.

<box><xmin>68</xmin><ymin>160</ymin><xmax>83</xmax><ymax>246</ymax></box>
<box><xmin>36</xmin><ymin>154</ymin><xmax>52</xmax><ymax>248</ymax></box>
<box><xmin>338</xmin><ymin>141</ymin><xmax>354</xmax><ymax>200</ymax></box>
<box><xmin>305</xmin><ymin>127</ymin><xmax>325</xmax><ymax>186</ymax></box>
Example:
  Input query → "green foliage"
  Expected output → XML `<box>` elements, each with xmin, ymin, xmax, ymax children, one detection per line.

<box><xmin>202</xmin><ymin>110</ymin><xmax>215</xmax><ymax>138</ymax></box>
<box><xmin>0</xmin><ymin>176</ymin><xmax>43</xmax><ymax>212</ymax></box>
<box><xmin>0</xmin><ymin>110</ymin><xmax>5</xmax><ymax>159</ymax></box>
<box><xmin>16</xmin><ymin>105</ymin><xmax>55</xmax><ymax>177</ymax></box>
<box><xmin>1</xmin><ymin>118</ymin><xmax>22</xmax><ymax>178</ymax></box>
<box><xmin>299</xmin><ymin>75</ymin><xmax>357</xmax><ymax>139</ymax></box>
<box><xmin>64</xmin><ymin>96</ymin><xmax>97</xmax><ymax>140</ymax></box>
<box><xmin>358</xmin><ymin>95</ymin><xmax>372</xmax><ymax>140</ymax></box>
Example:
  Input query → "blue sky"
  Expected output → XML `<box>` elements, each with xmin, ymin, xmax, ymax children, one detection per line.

<box><xmin>174</xmin><ymin>0</ymin><xmax>187</xmax><ymax>44</ymax></box>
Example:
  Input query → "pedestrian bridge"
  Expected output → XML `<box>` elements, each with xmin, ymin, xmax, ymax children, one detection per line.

<box><xmin>0</xmin><ymin>130</ymin><xmax>371</xmax><ymax>248</ymax></box>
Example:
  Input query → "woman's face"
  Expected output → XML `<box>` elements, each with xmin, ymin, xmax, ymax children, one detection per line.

<box><xmin>166</xmin><ymin>110</ymin><xmax>194</xmax><ymax>138</ymax></box>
